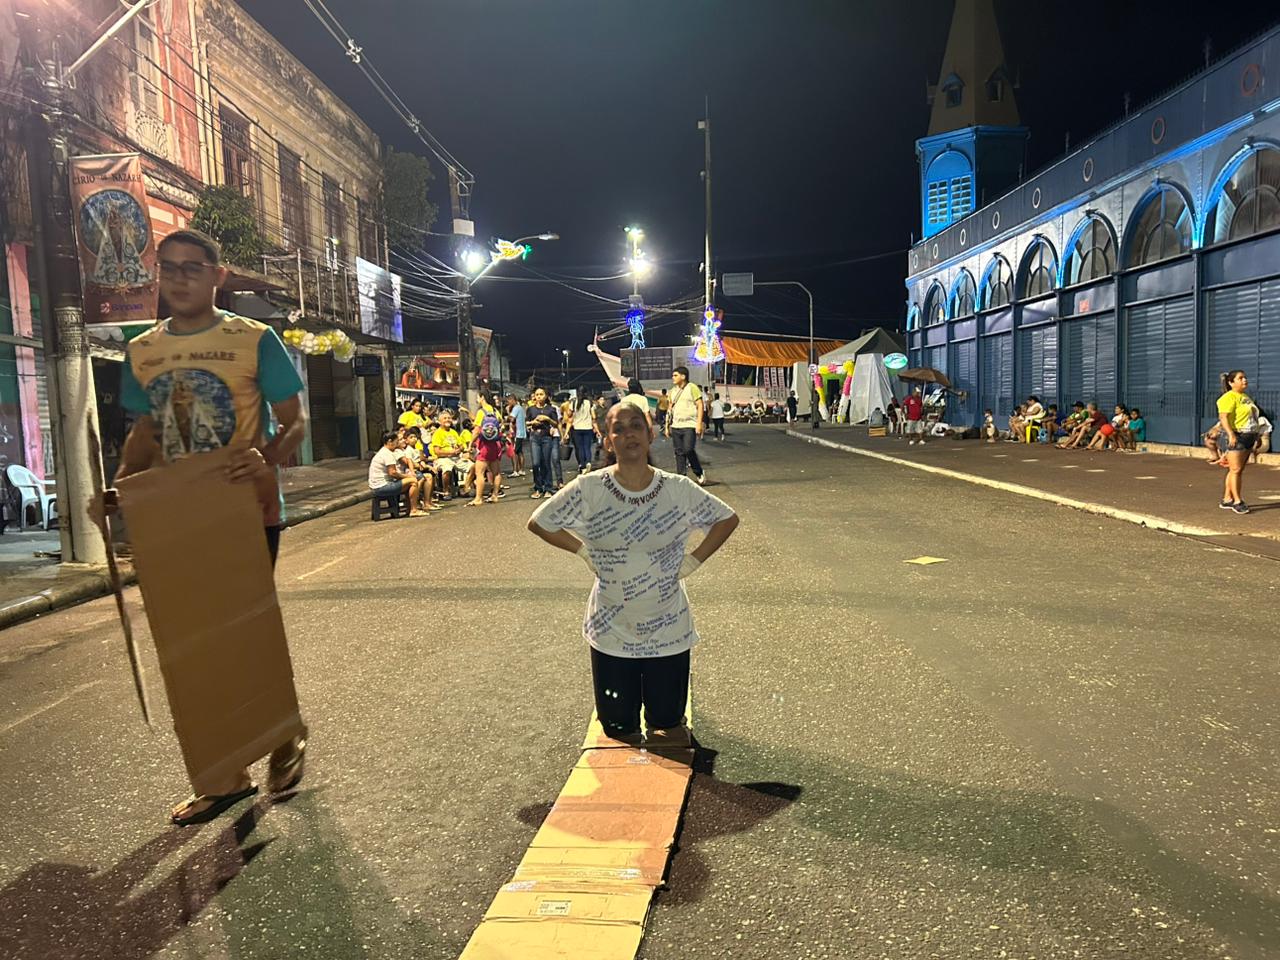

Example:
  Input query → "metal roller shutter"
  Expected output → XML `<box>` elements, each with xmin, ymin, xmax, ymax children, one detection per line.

<box><xmin>1016</xmin><ymin>325</ymin><xmax>1058</xmax><ymax>404</ymax></box>
<box><xmin>948</xmin><ymin>339</ymin><xmax>977</xmax><ymax>425</ymax></box>
<box><xmin>924</xmin><ymin>345</ymin><xmax>946</xmax><ymax>375</ymax></box>
<box><xmin>1124</xmin><ymin>297</ymin><xmax>1194</xmax><ymax>443</ymax></box>
<box><xmin>1204</xmin><ymin>280</ymin><xmax>1280</xmax><ymax>428</ymax></box>
<box><xmin>1060</xmin><ymin>312</ymin><xmax>1116</xmax><ymax>411</ymax></box>
<box><xmin>306</xmin><ymin>354</ymin><xmax>339</xmax><ymax>461</ymax></box>
<box><xmin>980</xmin><ymin>333</ymin><xmax>1013</xmax><ymax>418</ymax></box>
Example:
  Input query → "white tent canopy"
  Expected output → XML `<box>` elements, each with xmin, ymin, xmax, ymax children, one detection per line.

<box><xmin>847</xmin><ymin>353</ymin><xmax>896</xmax><ymax>424</ymax></box>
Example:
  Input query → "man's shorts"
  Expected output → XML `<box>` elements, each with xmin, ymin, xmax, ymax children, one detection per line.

<box><xmin>372</xmin><ymin>479</ymin><xmax>403</xmax><ymax>497</ymax></box>
<box><xmin>435</xmin><ymin>458</ymin><xmax>456</xmax><ymax>472</ymax></box>
<box><xmin>906</xmin><ymin>419</ymin><xmax>924</xmax><ymax>435</ymax></box>
<box><xmin>514</xmin><ymin>437</ymin><xmax>524</xmax><ymax>455</ymax></box>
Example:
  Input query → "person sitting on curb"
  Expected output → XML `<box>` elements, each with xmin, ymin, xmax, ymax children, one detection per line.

<box><xmin>1058</xmin><ymin>402</ymin><xmax>1102</xmax><ymax>449</ymax></box>
<box><xmin>370</xmin><ymin>431</ymin><xmax>428</xmax><ymax>517</ymax></box>
<box><xmin>1041</xmin><ymin>404</ymin><xmax>1059</xmax><ymax>442</ymax></box>
<box><xmin>398</xmin><ymin>427</ymin><xmax>440</xmax><ymax>511</ymax></box>
<box><xmin>1007</xmin><ymin>404</ymin><xmax>1026</xmax><ymax>442</ymax></box>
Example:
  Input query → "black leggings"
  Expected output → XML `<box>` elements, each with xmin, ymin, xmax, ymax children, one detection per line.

<box><xmin>590</xmin><ymin>647</ymin><xmax>690</xmax><ymax>737</ymax></box>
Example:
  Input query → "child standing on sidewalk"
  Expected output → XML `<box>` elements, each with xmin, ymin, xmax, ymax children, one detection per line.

<box><xmin>527</xmin><ymin>403</ymin><xmax>739</xmax><ymax>741</ymax></box>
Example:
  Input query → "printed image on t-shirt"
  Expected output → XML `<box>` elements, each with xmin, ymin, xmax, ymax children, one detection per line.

<box><xmin>147</xmin><ymin>368</ymin><xmax>237</xmax><ymax>461</ymax></box>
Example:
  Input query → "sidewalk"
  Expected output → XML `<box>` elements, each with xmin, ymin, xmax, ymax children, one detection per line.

<box><xmin>0</xmin><ymin>458</ymin><xmax>372</xmax><ymax>630</ymax></box>
<box><xmin>785</xmin><ymin>424</ymin><xmax>1280</xmax><ymax>553</ymax></box>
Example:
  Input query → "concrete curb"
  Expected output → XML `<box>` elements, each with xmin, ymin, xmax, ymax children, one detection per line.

<box><xmin>785</xmin><ymin>428</ymin><xmax>1226</xmax><ymax>538</ymax></box>
<box><xmin>0</xmin><ymin>489</ymin><xmax>375</xmax><ymax>632</ymax></box>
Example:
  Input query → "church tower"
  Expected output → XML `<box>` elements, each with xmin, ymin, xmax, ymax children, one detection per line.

<box><xmin>917</xmin><ymin>0</ymin><xmax>1028</xmax><ymax>239</ymax></box>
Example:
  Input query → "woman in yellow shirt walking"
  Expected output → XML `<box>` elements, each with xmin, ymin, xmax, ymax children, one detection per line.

<box><xmin>1216</xmin><ymin>369</ymin><xmax>1261</xmax><ymax>514</ymax></box>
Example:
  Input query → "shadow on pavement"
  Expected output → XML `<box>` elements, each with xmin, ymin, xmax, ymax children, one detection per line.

<box><xmin>685</xmin><ymin>726</ymin><xmax>1280</xmax><ymax>955</ymax></box>
<box><xmin>0</xmin><ymin>799</ymin><xmax>271</xmax><ymax>960</ymax></box>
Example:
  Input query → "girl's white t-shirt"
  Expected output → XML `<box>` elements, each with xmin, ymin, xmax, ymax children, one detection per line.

<box><xmin>531</xmin><ymin>468</ymin><xmax>734</xmax><ymax>658</ymax></box>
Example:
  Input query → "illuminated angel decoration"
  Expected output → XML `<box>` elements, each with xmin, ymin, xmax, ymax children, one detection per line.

<box><xmin>692</xmin><ymin>307</ymin><xmax>724</xmax><ymax>364</ymax></box>
<box><xmin>626</xmin><ymin>306</ymin><xmax>646</xmax><ymax>350</ymax></box>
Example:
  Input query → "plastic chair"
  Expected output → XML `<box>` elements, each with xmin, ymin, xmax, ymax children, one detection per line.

<box><xmin>371</xmin><ymin>487</ymin><xmax>409</xmax><ymax>521</ymax></box>
<box><xmin>5</xmin><ymin>464</ymin><xmax>57</xmax><ymax>530</ymax></box>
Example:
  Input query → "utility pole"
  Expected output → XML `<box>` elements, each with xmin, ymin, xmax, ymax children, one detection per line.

<box><xmin>698</xmin><ymin>99</ymin><xmax>713</xmax><ymax>392</ymax></box>
<box><xmin>17</xmin><ymin>2</ymin><xmax>106</xmax><ymax>564</ymax></box>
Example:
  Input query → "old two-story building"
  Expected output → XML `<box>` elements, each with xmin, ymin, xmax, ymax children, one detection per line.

<box><xmin>0</xmin><ymin>0</ymin><xmax>400</xmax><ymax>481</ymax></box>
<box><xmin>905</xmin><ymin>0</ymin><xmax>1280</xmax><ymax>445</ymax></box>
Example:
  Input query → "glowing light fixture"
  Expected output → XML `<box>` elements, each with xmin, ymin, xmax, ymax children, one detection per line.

<box><xmin>692</xmin><ymin>306</ymin><xmax>724</xmax><ymax>364</ymax></box>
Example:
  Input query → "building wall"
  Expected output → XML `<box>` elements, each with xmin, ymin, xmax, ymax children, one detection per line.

<box><xmin>904</xmin><ymin>28</ymin><xmax>1280</xmax><ymax>442</ymax></box>
<box><xmin>197</xmin><ymin>0</ymin><xmax>382</xmax><ymax>268</ymax></box>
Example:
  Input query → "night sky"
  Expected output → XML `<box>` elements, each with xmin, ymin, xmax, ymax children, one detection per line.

<box><xmin>239</xmin><ymin>1</ymin><xmax>1278</xmax><ymax>379</ymax></box>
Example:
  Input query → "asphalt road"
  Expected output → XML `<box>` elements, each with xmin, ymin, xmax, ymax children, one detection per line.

<box><xmin>1</xmin><ymin>427</ymin><xmax>1276</xmax><ymax>960</ymax></box>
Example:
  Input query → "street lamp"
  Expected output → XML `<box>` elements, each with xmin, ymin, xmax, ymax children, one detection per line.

<box><xmin>625</xmin><ymin>226</ymin><xmax>649</xmax><ymax>294</ymax></box>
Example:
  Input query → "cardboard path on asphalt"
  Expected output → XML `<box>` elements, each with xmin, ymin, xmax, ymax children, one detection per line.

<box><xmin>459</xmin><ymin>703</ymin><xmax>695</xmax><ymax>960</ymax></box>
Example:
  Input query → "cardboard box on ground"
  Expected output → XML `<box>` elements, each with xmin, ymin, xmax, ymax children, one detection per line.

<box><xmin>116</xmin><ymin>447</ymin><xmax>303</xmax><ymax>796</ymax></box>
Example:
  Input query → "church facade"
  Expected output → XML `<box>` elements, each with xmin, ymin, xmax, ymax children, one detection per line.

<box><xmin>906</xmin><ymin>3</ymin><xmax>1280</xmax><ymax>444</ymax></box>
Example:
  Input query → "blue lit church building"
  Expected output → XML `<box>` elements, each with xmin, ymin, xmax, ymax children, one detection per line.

<box><xmin>906</xmin><ymin>1</ymin><xmax>1280</xmax><ymax>443</ymax></box>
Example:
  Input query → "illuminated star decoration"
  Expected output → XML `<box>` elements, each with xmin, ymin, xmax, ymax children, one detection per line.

<box><xmin>626</xmin><ymin>306</ymin><xmax>646</xmax><ymax>350</ymax></box>
<box><xmin>692</xmin><ymin>306</ymin><xmax>724</xmax><ymax>364</ymax></box>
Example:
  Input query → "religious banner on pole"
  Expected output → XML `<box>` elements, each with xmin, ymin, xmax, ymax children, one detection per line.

<box><xmin>69</xmin><ymin>153</ymin><xmax>159</xmax><ymax>324</ymax></box>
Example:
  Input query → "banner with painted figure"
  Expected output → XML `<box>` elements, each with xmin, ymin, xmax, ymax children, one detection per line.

<box><xmin>69</xmin><ymin>154</ymin><xmax>158</xmax><ymax>324</ymax></box>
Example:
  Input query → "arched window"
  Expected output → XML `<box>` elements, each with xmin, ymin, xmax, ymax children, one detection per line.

<box><xmin>981</xmin><ymin>256</ymin><xmax>1013</xmax><ymax>309</ymax></box>
<box><xmin>923</xmin><ymin>283</ymin><xmax>946</xmax><ymax>326</ymax></box>
<box><xmin>949</xmin><ymin>270</ymin><xmax>976</xmax><ymax>318</ymax></box>
<box><xmin>925</xmin><ymin>149</ymin><xmax>974</xmax><ymax>227</ymax></box>
<box><xmin>1124</xmin><ymin>186</ymin><xmax>1192</xmax><ymax>268</ymax></box>
<box><xmin>1018</xmin><ymin>239</ymin><xmax>1057</xmax><ymax>299</ymax></box>
<box><xmin>1205</xmin><ymin>146</ymin><xmax>1280</xmax><ymax>245</ymax></box>
<box><xmin>906</xmin><ymin>303</ymin><xmax>921</xmax><ymax>331</ymax></box>
<box><xmin>1063</xmin><ymin>216</ymin><xmax>1116</xmax><ymax>286</ymax></box>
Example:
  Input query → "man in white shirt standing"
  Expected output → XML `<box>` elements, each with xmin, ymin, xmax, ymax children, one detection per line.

<box><xmin>710</xmin><ymin>392</ymin><xmax>727</xmax><ymax>441</ymax></box>
<box><xmin>664</xmin><ymin>365</ymin><xmax>706</xmax><ymax>484</ymax></box>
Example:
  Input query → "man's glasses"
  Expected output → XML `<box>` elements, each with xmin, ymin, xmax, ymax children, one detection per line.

<box><xmin>158</xmin><ymin>259</ymin><xmax>215</xmax><ymax>281</ymax></box>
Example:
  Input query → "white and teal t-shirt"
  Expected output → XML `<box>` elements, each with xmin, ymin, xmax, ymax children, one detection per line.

<box><xmin>531</xmin><ymin>467</ymin><xmax>734</xmax><ymax>658</ymax></box>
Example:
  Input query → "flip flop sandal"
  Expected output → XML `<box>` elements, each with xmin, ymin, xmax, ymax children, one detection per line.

<box><xmin>268</xmin><ymin>727</ymin><xmax>308</xmax><ymax>794</ymax></box>
<box><xmin>171</xmin><ymin>783</ymin><xmax>258</xmax><ymax>827</ymax></box>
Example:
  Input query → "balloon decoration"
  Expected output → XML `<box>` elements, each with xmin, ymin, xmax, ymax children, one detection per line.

<box><xmin>808</xmin><ymin>363</ymin><xmax>828</xmax><ymax>419</ymax></box>
<box><xmin>283</xmin><ymin>327</ymin><xmax>355</xmax><ymax>362</ymax></box>
<box><xmin>837</xmin><ymin>360</ymin><xmax>855</xmax><ymax>422</ymax></box>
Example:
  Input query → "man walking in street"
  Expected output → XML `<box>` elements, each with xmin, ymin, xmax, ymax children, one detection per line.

<box><xmin>711</xmin><ymin>392</ymin><xmax>726</xmax><ymax>440</ymax></box>
<box><xmin>664</xmin><ymin>365</ymin><xmax>706</xmax><ymax>484</ymax></box>
<box><xmin>904</xmin><ymin>387</ymin><xmax>925</xmax><ymax>445</ymax></box>
<box><xmin>657</xmin><ymin>389</ymin><xmax>671</xmax><ymax>440</ymax></box>
<box><xmin>510</xmin><ymin>395</ymin><xmax>527</xmax><ymax>477</ymax></box>
<box><xmin>112</xmin><ymin>228</ymin><xmax>309</xmax><ymax>825</ymax></box>
<box><xmin>786</xmin><ymin>390</ymin><xmax>798</xmax><ymax>424</ymax></box>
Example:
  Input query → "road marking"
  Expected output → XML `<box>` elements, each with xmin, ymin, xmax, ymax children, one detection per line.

<box><xmin>992</xmin><ymin>454</ymin><xmax>1008</xmax><ymax>458</ymax></box>
<box><xmin>1135</xmin><ymin>476</ymin><xmax>1158</xmax><ymax>480</ymax></box>
<box><xmin>1259</xmin><ymin>494</ymin><xmax>1280</xmax><ymax>502</ymax></box>
<box><xmin>295</xmin><ymin>556</ymin><xmax>347</xmax><ymax>580</ymax></box>
<box><xmin>905</xmin><ymin>556</ymin><xmax>948</xmax><ymax>565</ymax></box>
<box><xmin>0</xmin><ymin>680</ymin><xmax>103</xmax><ymax>737</ymax></box>
<box><xmin>1060</xmin><ymin>465</ymin><xmax>1079</xmax><ymax>469</ymax></box>
<box><xmin>1022</xmin><ymin>458</ymin><xmax>1040</xmax><ymax>462</ymax></box>
<box><xmin>786</xmin><ymin>429</ymin><xmax>1226</xmax><ymax>537</ymax></box>
<box><xmin>1085</xmin><ymin>468</ymin><xmax>1106</xmax><ymax>473</ymax></box>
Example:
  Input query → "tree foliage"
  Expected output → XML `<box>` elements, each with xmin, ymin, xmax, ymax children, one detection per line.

<box><xmin>382</xmin><ymin>148</ymin><xmax>438</xmax><ymax>250</ymax></box>
<box><xmin>190</xmin><ymin>186</ymin><xmax>266</xmax><ymax>268</ymax></box>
